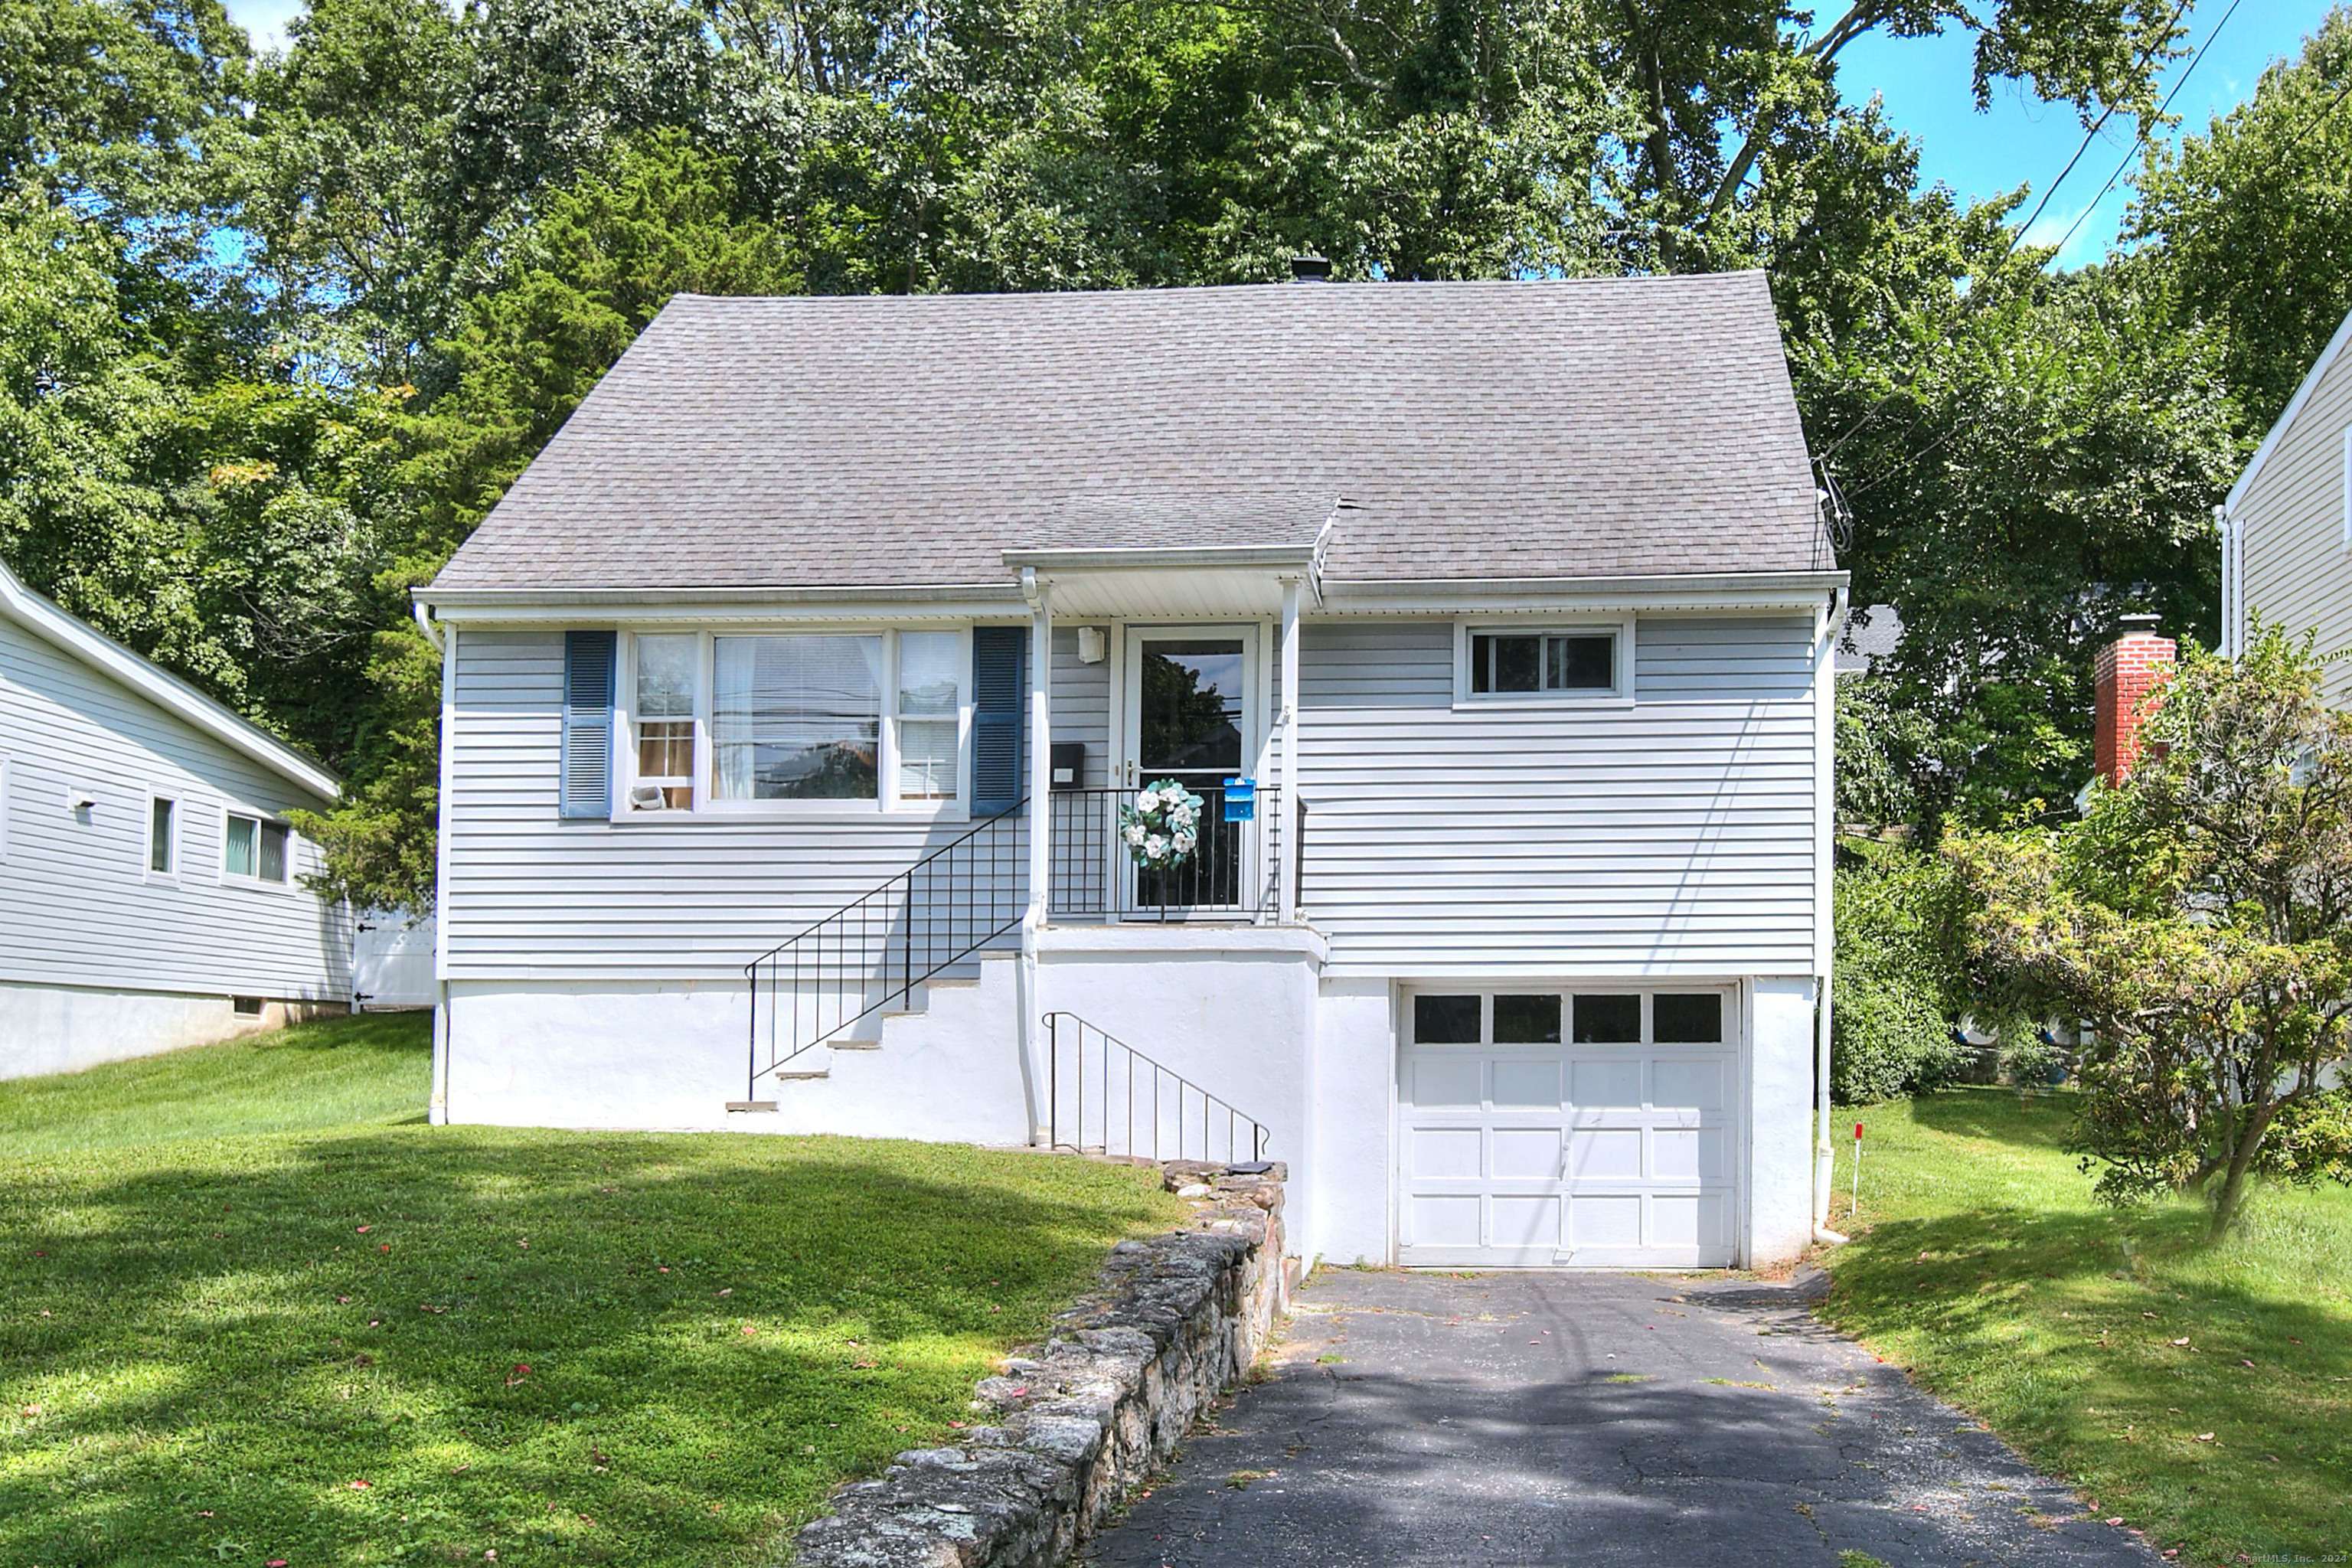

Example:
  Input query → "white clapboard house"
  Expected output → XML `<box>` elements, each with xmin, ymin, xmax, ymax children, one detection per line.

<box><xmin>416</xmin><ymin>273</ymin><xmax>1847</xmax><ymax>1269</ymax></box>
<box><xmin>1</xmin><ymin>557</ymin><xmax>351</xmax><ymax>1077</ymax></box>
<box><xmin>2219</xmin><ymin>303</ymin><xmax>2352</xmax><ymax>684</ymax></box>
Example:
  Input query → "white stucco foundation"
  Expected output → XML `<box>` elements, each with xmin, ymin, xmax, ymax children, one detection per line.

<box><xmin>1746</xmin><ymin>975</ymin><xmax>1819</xmax><ymax>1266</ymax></box>
<box><xmin>440</xmin><ymin>946</ymin><xmax>1817</xmax><ymax>1270</ymax></box>
<box><xmin>0</xmin><ymin>980</ymin><xmax>338</xmax><ymax>1080</ymax></box>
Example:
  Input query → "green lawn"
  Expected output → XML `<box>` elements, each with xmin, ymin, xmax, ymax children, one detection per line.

<box><xmin>0</xmin><ymin>1015</ymin><xmax>1181</xmax><ymax>1567</ymax></box>
<box><xmin>1819</xmin><ymin>1089</ymin><xmax>2352</xmax><ymax>1566</ymax></box>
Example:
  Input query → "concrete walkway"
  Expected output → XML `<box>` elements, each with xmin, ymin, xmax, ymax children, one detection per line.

<box><xmin>1083</xmin><ymin>1270</ymin><xmax>2158</xmax><ymax>1568</ymax></box>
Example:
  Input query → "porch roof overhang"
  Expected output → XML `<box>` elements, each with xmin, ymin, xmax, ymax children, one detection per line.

<box><xmin>1001</xmin><ymin>541</ymin><xmax>1320</xmax><ymax>619</ymax></box>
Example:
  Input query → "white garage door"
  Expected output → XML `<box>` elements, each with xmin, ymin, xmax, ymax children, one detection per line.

<box><xmin>1398</xmin><ymin>990</ymin><xmax>1740</xmax><ymax>1269</ymax></box>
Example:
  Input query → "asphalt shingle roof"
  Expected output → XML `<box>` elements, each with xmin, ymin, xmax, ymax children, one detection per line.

<box><xmin>431</xmin><ymin>273</ymin><xmax>1826</xmax><ymax>593</ymax></box>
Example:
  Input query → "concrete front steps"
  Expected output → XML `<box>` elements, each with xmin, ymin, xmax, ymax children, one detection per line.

<box><xmin>737</xmin><ymin>949</ymin><xmax>1034</xmax><ymax>1144</ymax></box>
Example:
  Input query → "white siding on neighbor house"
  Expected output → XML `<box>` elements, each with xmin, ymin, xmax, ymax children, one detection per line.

<box><xmin>1294</xmin><ymin>616</ymin><xmax>1818</xmax><ymax>978</ymax></box>
<box><xmin>0</xmin><ymin>616</ymin><xmax>350</xmax><ymax>1000</ymax></box>
<box><xmin>2238</xmin><ymin>335</ymin><xmax>2352</xmax><ymax>704</ymax></box>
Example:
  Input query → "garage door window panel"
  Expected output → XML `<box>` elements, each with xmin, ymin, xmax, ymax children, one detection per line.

<box><xmin>1571</xmin><ymin>994</ymin><xmax>1640</xmax><ymax>1043</ymax></box>
<box><xmin>1412</xmin><ymin>993</ymin><xmax>1482</xmax><ymax>1044</ymax></box>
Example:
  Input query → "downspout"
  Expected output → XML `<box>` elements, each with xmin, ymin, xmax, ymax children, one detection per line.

<box><xmin>425</xmin><ymin>603</ymin><xmax>454</xmax><ymax>1126</ymax></box>
<box><xmin>2214</xmin><ymin>504</ymin><xmax>2236</xmax><ymax>658</ymax></box>
<box><xmin>1814</xmin><ymin>584</ymin><xmax>1848</xmax><ymax>1244</ymax></box>
<box><xmin>1018</xmin><ymin>568</ymin><xmax>1051</xmax><ymax>1142</ymax></box>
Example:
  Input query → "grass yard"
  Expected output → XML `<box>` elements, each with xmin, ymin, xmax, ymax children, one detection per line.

<box><xmin>0</xmin><ymin>1015</ymin><xmax>1181</xmax><ymax>1567</ymax></box>
<box><xmin>1819</xmin><ymin>1088</ymin><xmax>2352</xmax><ymax>1566</ymax></box>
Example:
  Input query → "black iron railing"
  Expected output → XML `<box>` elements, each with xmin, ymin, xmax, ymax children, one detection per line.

<box><xmin>737</xmin><ymin>806</ymin><xmax>1023</xmax><ymax>1107</ymax></box>
<box><xmin>1044</xmin><ymin>1011</ymin><xmax>1269</xmax><ymax>1164</ymax></box>
<box><xmin>1047</xmin><ymin>784</ymin><xmax>1282</xmax><ymax>920</ymax></box>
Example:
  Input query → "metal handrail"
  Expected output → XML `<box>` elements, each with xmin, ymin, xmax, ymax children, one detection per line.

<box><xmin>1047</xmin><ymin>783</ymin><xmax>1281</xmax><ymax>921</ymax></box>
<box><xmin>740</xmin><ymin>805</ymin><xmax>1023</xmax><ymax>1104</ymax></box>
<box><xmin>1044</xmin><ymin>1011</ymin><xmax>1269</xmax><ymax>1164</ymax></box>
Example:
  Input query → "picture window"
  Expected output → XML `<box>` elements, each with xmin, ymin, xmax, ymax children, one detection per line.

<box><xmin>712</xmin><ymin>634</ymin><xmax>883</xmax><ymax>801</ymax></box>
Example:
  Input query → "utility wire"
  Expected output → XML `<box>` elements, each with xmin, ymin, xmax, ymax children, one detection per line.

<box><xmin>1814</xmin><ymin>0</ymin><xmax>2219</xmax><ymax>470</ymax></box>
<box><xmin>2278</xmin><ymin>76</ymin><xmax>2352</xmax><ymax>157</ymax></box>
<box><xmin>2040</xmin><ymin>0</ymin><xmax>2249</xmax><ymax>262</ymax></box>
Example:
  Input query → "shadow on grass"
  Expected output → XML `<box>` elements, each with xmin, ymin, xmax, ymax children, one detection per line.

<box><xmin>0</xmin><ymin>1129</ymin><xmax>1171</xmax><ymax>1566</ymax></box>
<box><xmin>250</xmin><ymin>1011</ymin><xmax>435</xmax><ymax>1057</ymax></box>
<box><xmin>1906</xmin><ymin>1086</ymin><xmax>2080</xmax><ymax>1152</ymax></box>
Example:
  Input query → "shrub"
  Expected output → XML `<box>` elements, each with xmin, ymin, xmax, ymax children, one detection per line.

<box><xmin>1833</xmin><ymin>838</ymin><xmax>1969</xmax><ymax>1103</ymax></box>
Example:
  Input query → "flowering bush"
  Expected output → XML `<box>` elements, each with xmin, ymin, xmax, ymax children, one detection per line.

<box><xmin>1119</xmin><ymin>779</ymin><xmax>1204</xmax><ymax>871</ymax></box>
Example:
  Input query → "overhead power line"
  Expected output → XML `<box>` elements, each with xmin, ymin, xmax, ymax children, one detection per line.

<box><xmin>2039</xmin><ymin>0</ymin><xmax>2249</xmax><ymax>262</ymax></box>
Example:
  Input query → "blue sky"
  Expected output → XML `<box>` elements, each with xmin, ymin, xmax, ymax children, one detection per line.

<box><xmin>221</xmin><ymin>0</ymin><xmax>2337</xmax><ymax>271</ymax></box>
<box><xmin>1838</xmin><ymin>1</ymin><xmax>2341</xmax><ymax>267</ymax></box>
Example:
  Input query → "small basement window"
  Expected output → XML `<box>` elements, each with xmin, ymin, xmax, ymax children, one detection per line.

<box><xmin>224</xmin><ymin>812</ymin><xmax>290</xmax><ymax>884</ymax></box>
<box><xmin>232</xmin><ymin>996</ymin><xmax>264</xmax><ymax>1016</ymax></box>
<box><xmin>1462</xmin><ymin>625</ymin><xmax>1625</xmax><ymax>701</ymax></box>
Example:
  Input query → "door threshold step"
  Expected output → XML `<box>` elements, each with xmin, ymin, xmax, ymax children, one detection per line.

<box><xmin>726</xmin><ymin>1100</ymin><xmax>779</xmax><ymax>1113</ymax></box>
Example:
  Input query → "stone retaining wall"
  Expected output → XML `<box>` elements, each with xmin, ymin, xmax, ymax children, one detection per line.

<box><xmin>792</xmin><ymin>1160</ymin><xmax>1289</xmax><ymax>1568</ymax></box>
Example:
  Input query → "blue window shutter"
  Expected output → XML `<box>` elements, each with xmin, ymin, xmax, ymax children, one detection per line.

<box><xmin>972</xmin><ymin>626</ymin><xmax>1027</xmax><ymax>815</ymax></box>
<box><xmin>560</xmin><ymin>630</ymin><xmax>616</xmax><ymax>819</ymax></box>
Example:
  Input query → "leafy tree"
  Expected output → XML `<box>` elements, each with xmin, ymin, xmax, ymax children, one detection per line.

<box><xmin>292</xmin><ymin>132</ymin><xmax>799</xmax><ymax>913</ymax></box>
<box><xmin>2131</xmin><ymin>5</ymin><xmax>2352</xmax><ymax>430</ymax></box>
<box><xmin>1949</xmin><ymin>629</ymin><xmax>2352</xmax><ymax>1237</ymax></box>
<box><xmin>240</xmin><ymin>0</ymin><xmax>472</xmax><ymax>380</ymax></box>
<box><xmin>1833</xmin><ymin>835</ymin><xmax>1968</xmax><ymax>1103</ymax></box>
<box><xmin>1811</xmin><ymin>261</ymin><xmax>2243</xmax><ymax>831</ymax></box>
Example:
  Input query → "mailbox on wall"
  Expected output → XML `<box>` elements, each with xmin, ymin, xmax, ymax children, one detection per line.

<box><xmin>1222</xmin><ymin>777</ymin><xmax>1256</xmax><ymax>821</ymax></box>
<box><xmin>1050</xmin><ymin>742</ymin><xmax>1086</xmax><ymax>790</ymax></box>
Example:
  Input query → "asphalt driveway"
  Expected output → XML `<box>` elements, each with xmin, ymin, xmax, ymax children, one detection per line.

<box><xmin>1083</xmin><ymin>1269</ymin><xmax>2158</xmax><ymax>1568</ymax></box>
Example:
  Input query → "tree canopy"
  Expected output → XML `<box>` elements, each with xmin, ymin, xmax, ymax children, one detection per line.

<box><xmin>3</xmin><ymin>0</ymin><xmax>2344</xmax><ymax>911</ymax></box>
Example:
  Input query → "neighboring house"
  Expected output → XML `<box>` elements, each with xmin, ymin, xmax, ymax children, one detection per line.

<box><xmin>416</xmin><ymin>273</ymin><xmax>1847</xmax><ymax>1270</ymax></box>
<box><xmin>2220</xmin><ymin>304</ymin><xmax>2352</xmax><ymax>687</ymax></box>
<box><xmin>0</xmin><ymin>559</ymin><xmax>351</xmax><ymax>1078</ymax></box>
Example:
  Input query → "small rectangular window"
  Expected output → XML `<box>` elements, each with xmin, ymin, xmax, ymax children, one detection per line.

<box><xmin>224</xmin><ymin>812</ymin><xmax>289</xmax><ymax>884</ymax></box>
<box><xmin>632</xmin><ymin>633</ymin><xmax>697</xmax><ymax>810</ymax></box>
<box><xmin>1652</xmin><ymin>993</ymin><xmax>1723</xmax><ymax>1044</ymax></box>
<box><xmin>1494</xmin><ymin>994</ymin><xmax>1562</xmax><ymax>1044</ymax></box>
<box><xmin>232</xmin><ymin>996</ymin><xmax>264</xmax><ymax>1016</ymax></box>
<box><xmin>1572</xmin><ymin>994</ymin><xmax>1640</xmax><ymax>1044</ymax></box>
<box><xmin>149</xmin><ymin>796</ymin><xmax>176</xmax><ymax>875</ymax></box>
<box><xmin>894</xmin><ymin>630</ymin><xmax>962</xmax><ymax>802</ymax></box>
<box><xmin>1413</xmin><ymin>993</ymin><xmax>1482</xmax><ymax>1044</ymax></box>
<box><xmin>1468</xmin><ymin>631</ymin><xmax>1617</xmax><ymax>696</ymax></box>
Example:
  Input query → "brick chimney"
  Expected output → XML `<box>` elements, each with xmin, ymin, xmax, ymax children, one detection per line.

<box><xmin>2095</xmin><ymin>614</ymin><xmax>2175</xmax><ymax>785</ymax></box>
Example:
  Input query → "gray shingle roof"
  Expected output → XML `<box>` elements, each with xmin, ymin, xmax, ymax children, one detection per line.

<box><xmin>431</xmin><ymin>273</ymin><xmax>1825</xmax><ymax>593</ymax></box>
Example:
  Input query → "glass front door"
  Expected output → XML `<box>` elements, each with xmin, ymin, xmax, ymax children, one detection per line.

<box><xmin>1125</xmin><ymin>630</ymin><xmax>1256</xmax><ymax>912</ymax></box>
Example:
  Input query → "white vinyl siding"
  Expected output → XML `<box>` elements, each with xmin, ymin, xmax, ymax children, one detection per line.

<box><xmin>2237</xmin><ymin>344</ymin><xmax>2352</xmax><ymax>704</ymax></box>
<box><xmin>443</xmin><ymin>629</ymin><xmax>1031</xmax><ymax>980</ymax></box>
<box><xmin>0</xmin><ymin>616</ymin><xmax>349</xmax><ymax>1000</ymax></box>
<box><xmin>1295</xmin><ymin>616</ymin><xmax>1818</xmax><ymax>978</ymax></box>
<box><xmin>439</xmin><ymin>615</ymin><xmax>1816</xmax><ymax>982</ymax></box>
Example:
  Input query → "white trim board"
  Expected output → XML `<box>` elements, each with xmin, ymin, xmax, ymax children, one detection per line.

<box><xmin>0</xmin><ymin>558</ymin><xmax>340</xmax><ymax>802</ymax></box>
<box><xmin>2228</xmin><ymin>304</ymin><xmax>2352</xmax><ymax>514</ymax></box>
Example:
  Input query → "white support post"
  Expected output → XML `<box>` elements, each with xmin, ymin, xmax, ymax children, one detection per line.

<box><xmin>1279</xmin><ymin>575</ymin><xmax>1302</xmax><ymax>925</ymax></box>
<box><xmin>1026</xmin><ymin>574</ymin><xmax>1053</xmax><ymax>923</ymax></box>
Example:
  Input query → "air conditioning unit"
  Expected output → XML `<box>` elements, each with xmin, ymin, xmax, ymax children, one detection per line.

<box><xmin>627</xmin><ymin>784</ymin><xmax>669</xmax><ymax>810</ymax></box>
